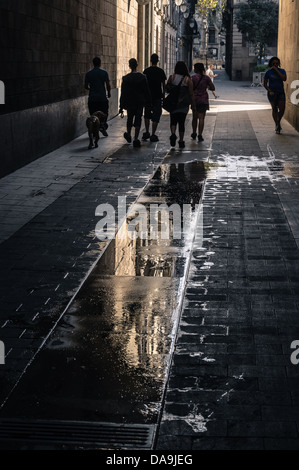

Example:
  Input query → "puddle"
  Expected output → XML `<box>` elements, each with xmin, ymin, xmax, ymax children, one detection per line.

<box><xmin>267</xmin><ymin>160</ymin><xmax>299</xmax><ymax>177</ymax></box>
<box><xmin>0</xmin><ymin>162</ymin><xmax>207</xmax><ymax>429</ymax></box>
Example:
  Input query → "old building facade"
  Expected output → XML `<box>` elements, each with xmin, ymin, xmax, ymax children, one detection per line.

<box><xmin>277</xmin><ymin>0</ymin><xmax>299</xmax><ymax>131</ymax></box>
<box><xmin>224</xmin><ymin>0</ymin><xmax>278</xmax><ymax>81</ymax></box>
<box><xmin>0</xmin><ymin>0</ymin><xmax>178</xmax><ymax>177</ymax></box>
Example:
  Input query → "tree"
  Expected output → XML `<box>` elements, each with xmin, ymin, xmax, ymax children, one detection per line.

<box><xmin>234</xmin><ymin>0</ymin><xmax>279</xmax><ymax>64</ymax></box>
<box><xmin>196</xmin><ymin>0</ymin><xmax>226</xmax><ymax>18</ymax></box>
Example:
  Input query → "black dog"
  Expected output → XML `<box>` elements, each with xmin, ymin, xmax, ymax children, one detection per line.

<box><xmin>86</xmin><ymin>111</ymin><xmax>107</xmax><ymax>149</ymax></box>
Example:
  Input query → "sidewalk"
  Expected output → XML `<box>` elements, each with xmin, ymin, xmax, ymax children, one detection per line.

<box><xmin>0</xmin><ymin>70</ymin><xmax>299</xmax><ymax>450</ymax></box>
<box><xmin>156</xmin><ymin>73</ymin><xmax>299</xmax><ymax>450</ymax></box>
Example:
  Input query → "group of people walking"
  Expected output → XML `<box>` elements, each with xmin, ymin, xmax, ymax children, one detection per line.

<box><xmin>85</xmin><ymin>54</ymin><xmax>287</xmax><ymax>147</ymax></box>
<box><xmin>119</xmin><ymin>55</ymin><xmax>215</xmax><ymax>148</ymax></box>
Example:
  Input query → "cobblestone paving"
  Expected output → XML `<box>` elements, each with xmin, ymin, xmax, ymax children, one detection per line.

<box><xmin>156</xmin><ymin>85</ymin><xmax>299</xmax><ymax>450</ymax></box>
<box><xmin>0</xmin><ymin>72</ymin><xmax>298</xmax><ymax>450</ymax></box>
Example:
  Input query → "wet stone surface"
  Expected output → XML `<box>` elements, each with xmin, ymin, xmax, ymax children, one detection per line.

<box><xmin>0</xmin><ymin>162</ymin><xmax>205</xmax><ymax>428</ymax></box>
<box><xmin>156</xmin><ymin>152</ymin><xmax>299</xmax><ymax>450</ymax></box>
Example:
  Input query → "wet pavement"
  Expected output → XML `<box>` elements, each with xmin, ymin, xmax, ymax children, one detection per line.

<box><xmin>0</xmin><ymin>70</ymin><xmax>299</xmax><ymax>450</ymax></box>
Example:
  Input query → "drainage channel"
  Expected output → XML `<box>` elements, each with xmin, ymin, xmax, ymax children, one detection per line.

<box><xmin>0</xmin><ymin>157</ymin><xmax>207</xmax><ymax>450</ymax></box>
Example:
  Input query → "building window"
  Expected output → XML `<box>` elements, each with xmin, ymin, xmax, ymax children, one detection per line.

<box><xmin>208</xmin><ymin>29</ymin><xmax>216</xmax><ymax>44</ymax></box>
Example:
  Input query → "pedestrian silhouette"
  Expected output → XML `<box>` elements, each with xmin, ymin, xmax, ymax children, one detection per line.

<box><xmin>142</xmin><ymin>53</ymin><xmax>167</xmax><ymax>142</ymax></box>
<box><xmin>85</xmin><ymin>57</ymin><xmax>111</xmax><ymax>136</ymax></box>
<box><xmin>119</xmin><ymin>58</ymin><xmax>151</xmax><ymax>148</ymax></box>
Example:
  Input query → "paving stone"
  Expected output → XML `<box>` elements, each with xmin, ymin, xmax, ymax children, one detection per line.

<box><xmin>1</xmin><ymin>73</ymin><xmax>299</xmax><ymax>450</ymax></box>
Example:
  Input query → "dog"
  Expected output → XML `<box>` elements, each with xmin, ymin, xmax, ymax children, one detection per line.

<box><xmin>86</xmin><ymin>111</ymin><xmax>108</xmax><ymax>149</ymax></box>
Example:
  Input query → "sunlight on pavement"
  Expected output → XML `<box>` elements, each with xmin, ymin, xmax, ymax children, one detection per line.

<box><xmin>214</xmin><ymin>103</ymin><xmax>271</xmax><ymax>112</ymax></box>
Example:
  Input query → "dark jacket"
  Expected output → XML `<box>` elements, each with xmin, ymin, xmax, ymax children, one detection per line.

<box><xmin>120</xmin><ymin>72</ymin><xmax>151</xmax><ymax>110</ymax></box>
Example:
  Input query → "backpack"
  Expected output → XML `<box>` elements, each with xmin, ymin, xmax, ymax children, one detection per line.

<box><xmin>162</xmin><ymin>76</ymin><xmax>184</xmax><ymax>113</ymax></box>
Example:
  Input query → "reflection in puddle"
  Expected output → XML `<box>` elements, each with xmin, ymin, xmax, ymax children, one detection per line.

<box><xmin>0</xmin><ymin>162</ymin><xmax>207</xmax><ymax>427</ymax></box>
<box><xmin>95</xmin><ymin>162</ymin><xmax>207</xmax><ymax>278</ymax></box>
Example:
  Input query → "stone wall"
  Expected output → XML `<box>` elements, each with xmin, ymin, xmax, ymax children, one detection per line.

<box><xmin>116</xmin><ymin>0</ymin><xmax>139</xmax><ymax>85</ymax></box>
<box><xmin>277</xmin><ymin>0</ymin><xmax>299</xmax><ymax>131</ymax></box>
<box><xmin>0</xmin><ymin>0</ymin><xmax>138</xmax><ymax>177</ymax></box>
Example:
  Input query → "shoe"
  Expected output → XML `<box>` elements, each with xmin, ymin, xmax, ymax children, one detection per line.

<box><xmin>124</xmin><ymin>132</ymin><xmax>132</xmax><ymax>143</ymax></box>
<box><xmin>170</xmin><ymin>134</ymin><xmax>177</xmax><ymax>147</ymax></box>
<box><xmin>133</xmin><ymin>139</ymin><xmax>141</xmax><ymax>148</ymax></box>
<box><xmin>150</xmin><ymin>135</ymin><xmax>159</xmax><ymax>142</ymax></box>
<box><xmin>179</xmin><ymin>141</ymin><xmax>185</xmax><ymax>149</ymax></box>
<box><xmin>100</xmin><ymin>127</ymin><xmax>108</xmax><ymax>137</ymax></box>
<box><xmin>191</xmin><ymin>133</ymin><xmax>197</xmax><ymax>140</ymax></box>
<box><xmin>142</xmin><ymin>131</ymin><xmax>150</xmax><ymax>141</ymax></box>
<box><xmin>275</xmin><ymin>122</ymin><xmax>282</xmax><ymax>134</ymax></box>
<box><xmin>198</xmin><ymin>135</ymin><xmax>204</xmax><ymax>142</ymax></box>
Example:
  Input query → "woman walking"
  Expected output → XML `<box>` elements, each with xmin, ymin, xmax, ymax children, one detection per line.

<box><xmin>166</xmin><ymin>61</ymin><xmax>195</xmax><ymax>149</ymax></box>
<box><xmin>191</xmin><ymin>62</ymin><xmax>215</xmax><ymax>142</ymax></box>
<box><xmin>263</xmin><ymin>57</ymin><xmax>287</xmax><ymax>134</ymax></box>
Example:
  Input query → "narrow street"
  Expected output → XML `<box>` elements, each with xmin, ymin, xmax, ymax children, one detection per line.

<box><xmin>0</xmin><ymin>70</ymin><xmax>299</xmax><ymax>450</ymax></box>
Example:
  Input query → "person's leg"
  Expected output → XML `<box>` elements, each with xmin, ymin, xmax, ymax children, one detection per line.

<box><xmin>197</xmin><ymin>111</ymin><xmax>206</xmax><ymax>140</ymax></box>
<box><xmin>276</xmin><ymin>98</ymin><xmax>285</xmax><ymax>132</ymax></box>
<box><xmin>144</xmin><ymin>118</ymin><xmax>150</xmax><ymax>133</ymax></box>
<box><xmin>178</xmin><ymin>113</ymin><xmax>187</xmax><ymax>148</ymax></box>
<box><xmin>124</xmin><ymin>109</ymin><xmax>133</xmax><ymax>143</ymax></box>
<box><xmin>142</xmin><ymin>106</ymin><xmax>151</xmax><ymax>140</ymax></box>
<box><xmin>150</xmin><ymin>100</ymin><xmax>162</xmax><ymax>141</ymax></box>
<box><xmin>170</xmin><ymin>114</ymin><xmax>178</xmax><ymax>146</ymax></box>
<box><xmin>133</xmin><ymin>107</ymin><xmax>143</xmax><ymax>147</ymax></box>
<box><xmin>134</xmin><ymin>125</ymin><xmax>141</xmax><ymax>141</ymax></box>
<box><xmin>268</xmin><ymin>93</ymin><xmax>279</xmax><ymax>129</ymax></box>
<box><xmin>270</xmin><ymin>102</ymin><xmax>278</xmax><ymax>126</ymax></box>
<box><xmin>191</xmin><ymin>110</ymin><xmax>198</xmax><ymax>138</ymax></box>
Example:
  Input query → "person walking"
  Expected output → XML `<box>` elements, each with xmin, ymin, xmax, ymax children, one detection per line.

<box><xmin>191</xmin><ymin>62</ymin><xmax>215</xmax><ymax>142</ymax></box>
<box><xmin>142</xmin><ymin>53</ymin><xmax>167</xmax><ymax>142</ymax></box>
<box><xmin>206</xmin><ymin>64</ymin><xmax>218</xmax><ymax>99</ymax></box>
<box><xmin>85</xmin><ymin>57</ymin><xmax>111</xmax><ymax>136</ymax></box>
<box><xmin>119</xmin><ymin>58</ymin><xmax>151</xmax><ymax>148</ymax></box>
<box><xmin>166</xmin><ymin>61</ymin><xmax>195</xmax><ymax>149</ymax></box>
<box><xmin>263</xmin><ymin>56</ymin><xmax>287</xmax><ymax>134</ymax></box>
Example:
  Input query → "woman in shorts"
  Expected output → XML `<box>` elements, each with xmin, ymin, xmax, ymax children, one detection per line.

<box><xmin>166</xmin><ymin>61</ymin><xmax>195</xmax><ymax>149</ymax></box>
<box><xmin>191</xmin><ymin>63</ymin><xmax>215</xmax><ymax>142</ymax></box>
<box><xmin>263</xmin><ymin>57</ymin><xmax>287</xmax><ymax>134</ymax></box>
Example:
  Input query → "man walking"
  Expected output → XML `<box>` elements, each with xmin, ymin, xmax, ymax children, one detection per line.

<box><xmin>206</xmin><ymin>64</ymin><xmax>218</xmax><ymax>99</ymax></box>
<box><xmin>142</xmin><ymin>53</ymin><xmax>167</xmax><ymax>142</ymax></box>
<box><xmin>85</xmin><ymin>57</ymin><xmax>111</xmax><ymax>135</ymax></box>
<box><xmin>119</xmin><ymin>58</ymin><xmax>151</xmax><ymax>148</ymax></box>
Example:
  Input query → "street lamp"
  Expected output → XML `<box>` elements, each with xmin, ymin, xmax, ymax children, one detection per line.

<box><xmin>180</xmin><ymin>3</ymin><xmax>187</xmax><ymax>13</ymax></box>
<box><xmin>189</xmin><ymin>17</ymin><xmax>195</xmax><ymax>29</ymax></box>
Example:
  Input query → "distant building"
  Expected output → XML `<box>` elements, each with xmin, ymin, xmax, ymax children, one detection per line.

<box><xmin>224</xmin><ymin>0</ymin><xmax>278</xmax><ymax>81</ymax></box>
<box><xmin>194</xmin><ymin>0</ymin><xmax>225</xmax><ymax>69</ymax></box>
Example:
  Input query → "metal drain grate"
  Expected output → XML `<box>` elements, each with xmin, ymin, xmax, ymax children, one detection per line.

<box><xmin>0</xmin><ymin>419</ymin><xmax>156</xmax><ymax>450</ymax></box>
